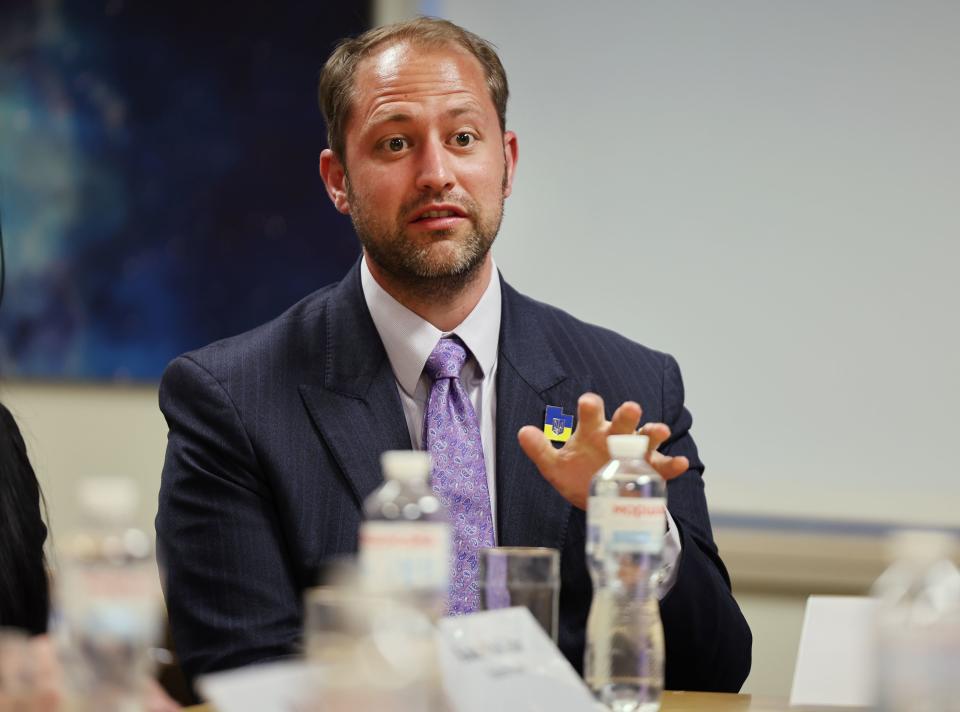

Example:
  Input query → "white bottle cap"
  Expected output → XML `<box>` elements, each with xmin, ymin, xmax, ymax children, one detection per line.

<box><xmin>380</xmin><ymin>450</ymin><xmax>432</xmax><ymax>484</ymax></box>
<box><xmin>606</xmin><ymin>434</ymin><xmax>650</xmax><ymax>459</ymax></box>
<box><xmin>77</xmin><ymin>476</ymin><xmax>139</xmax><ymax>524</ymax></box>
<box><xmin>886</xmin><ymin>529</ymin><xmax>958</xmax><ymax>563</ymax></box>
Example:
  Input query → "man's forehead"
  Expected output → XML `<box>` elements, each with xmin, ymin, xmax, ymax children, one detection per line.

<box><xmin>361</xmin><ymin>41</ymin><xmax>411</xmax><ymax>78</ymax></box>
<box><xmin>353</xmin><ymin>40</ymin><xmax>486</xmax><ymax>96</ymax></box>
<box><xmin>342</xmin><ymin>40</ymin><xmax>494</xmax><ymax>138</ymax></box>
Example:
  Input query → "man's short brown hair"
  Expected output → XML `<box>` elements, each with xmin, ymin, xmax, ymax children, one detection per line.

<box><xmin>318</xmin><ymin>17</ymin><xmax>509</xmax><ymax>160</ymax></box>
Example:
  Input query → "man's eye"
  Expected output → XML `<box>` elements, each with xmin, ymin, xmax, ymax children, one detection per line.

<box><xmin>454</xmin><ymin>133</ymin><xmax>474</xmax><ymax>147</ymax></box>
<box><xmin>386</xmin><ymin>137</ymin><xmax>407</xmax><ymax>152</ymax></box>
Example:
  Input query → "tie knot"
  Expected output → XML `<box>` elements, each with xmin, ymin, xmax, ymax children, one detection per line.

<box><xmin>425</xmin><ymin>337</ymin><xmax>468</xmax><ymax>380</ymax></box>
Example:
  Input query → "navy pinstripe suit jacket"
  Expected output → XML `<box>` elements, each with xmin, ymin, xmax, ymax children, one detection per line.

<box><xmin>156</xmin><ymin>261</ymin><xmax>751</xmax><ymax>694</ymax></box>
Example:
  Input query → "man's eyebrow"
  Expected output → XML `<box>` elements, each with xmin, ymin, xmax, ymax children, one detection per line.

<box><xmin>446</xmin><ymin>102</ymin><xmax>483</xmax><ymax>118</ymax></box>
<box><xmin>367</xmin><ymin>102</ymin><xmax>485</xmax><ymax>128</ymax></box>
<box><xmin>370</xmin><ymin>111</ymin><xmax>413</xmax><ymax>126</ymax></box>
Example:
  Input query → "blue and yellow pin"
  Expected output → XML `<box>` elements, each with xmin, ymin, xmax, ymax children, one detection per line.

<box><xmin>544</xmin><ymin>405</ymin><xmax>574</xmax><ymax>442</ymax></box>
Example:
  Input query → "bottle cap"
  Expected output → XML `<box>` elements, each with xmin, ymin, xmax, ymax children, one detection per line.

<box><xmin>886</xmin><ymin>529</ymin><xmax>958</xmax><ymax>563</ymax></box>
<box><xmin>380</xmin><ymin>450</ymin><xmax>432</xmax><ymax>484</ymax></box>
<box><xmin>77</xmin><ymin>476</ymin><xmax>139</xmax><ymax>524</ymax></box>
<box><xmin>606</xmin><ymin>434</ymin><xmax>650</xmax><ymax>459</ymax></box>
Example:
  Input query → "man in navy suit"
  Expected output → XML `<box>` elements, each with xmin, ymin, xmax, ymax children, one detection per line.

<box><xmin>157</xmin><ymin>17</ymin><xmax>751</xmax><ymax>696</ymax></box>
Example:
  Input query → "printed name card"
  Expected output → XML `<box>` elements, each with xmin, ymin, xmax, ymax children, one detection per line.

<box><xmin>790</xmin><ymin>595</ymin><xmax>879</xmax><ymax>707</ymax></box>
<box><xmin>437</xmin><ymin>607</ymin><xmax>601</xmax><ymax>712</ymax></box>
<box><xmin>197</xmin><ymin>607</ymin><xmax>602</xmax><ymax>712</ymax></box>
<box><xmin>197</xmin><ymin>660</ymin><xmax>311</xmax><ymax>712</ymax></box>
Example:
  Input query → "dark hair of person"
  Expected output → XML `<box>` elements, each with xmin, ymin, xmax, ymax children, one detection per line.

<box><xmin>0</xmin><ymin>403</ymin><xmax>50</xmax><ymax>634</ymax></box>
<box><xmin>318</xmin><ymin>16</ymin><xmax>509</xmax><ymax>161</ymax></box>
<box><xmin>0</xmin><ymin>207</ymin><xmax>51</xmax><ymax>634</ymax></box>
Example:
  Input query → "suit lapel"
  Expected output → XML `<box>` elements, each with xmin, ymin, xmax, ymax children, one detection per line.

<box><xmin>495</xmin><ymin>279</ymin><xmax>590</xmax><ymax>550</ymax></box>
<box><xmin>299</xmin><ymin>263</ymin><xmax>411</xmax><ymax>507</ymax></box>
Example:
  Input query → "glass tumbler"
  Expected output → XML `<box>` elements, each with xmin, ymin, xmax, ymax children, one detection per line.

<box><xmin>478</xmin><ymin>547</ymin><xmax>561</xmax><ymax>642</ymax></box>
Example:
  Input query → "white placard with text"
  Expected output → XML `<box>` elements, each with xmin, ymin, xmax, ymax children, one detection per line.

<box><xmin>437</xmin><ymin>607</ymin><xmax>601</xmax><ymax>712</ymax></box>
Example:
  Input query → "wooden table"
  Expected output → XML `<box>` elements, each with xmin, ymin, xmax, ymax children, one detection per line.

<box><xmin>660</xmin><ymin>692</ymin><xmax>861</xmax><ymax>710</ymax></box>
<box><xmin>186</xmin><ymin>692</ymin><xmax>863</xmax><ymax>711</ymax></box>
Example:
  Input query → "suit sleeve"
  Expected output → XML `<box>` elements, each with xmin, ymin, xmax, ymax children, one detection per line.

<box><xmin>657</xmin><ymin>354</ymin><xmax>752</xmax><ymax>692</ymax></box>
<box><xmin>156</xmin><ymin>355</ymin><xmax>300</xmax><ymax>691</ymax></box>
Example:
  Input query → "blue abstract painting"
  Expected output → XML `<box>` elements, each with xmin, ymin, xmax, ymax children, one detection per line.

<box><xmin>0</xmin><ymin>1</ymin><xmax>368</xmax><ymax>380</ymax></box>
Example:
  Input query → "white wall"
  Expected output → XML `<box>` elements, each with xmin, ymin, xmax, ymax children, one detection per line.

<box><xmin>2</xmin><ymin>383</ymin><xmax>166</xmax><ymax>546</ymax></box>
<box><xmin>436</xmin><ymin>0</ymin><xmax>960</xmax><ymax>527</ymax></box>
<box><xmin>736</xmin><ymin>591</ymin><xmax>807</xmax><ymax>697</ymax></box>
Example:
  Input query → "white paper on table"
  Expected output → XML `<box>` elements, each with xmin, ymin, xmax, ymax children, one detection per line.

<box><xmin>789</xmin><ymin>595</ymin><xmax>878</xmax><ymax>708</ymax></box>
<box><xmin>197</xmin><ymin>660</ymin><xmax>312</xmax><ymax>712</ymax></box>
<box><xmin>437</xmin><ymin>607</ymin><xmax>600</xmax><ymax>712</ymax></box>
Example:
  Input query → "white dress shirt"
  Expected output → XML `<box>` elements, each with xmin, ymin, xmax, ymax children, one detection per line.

<box><xmin>359</xmin><ymin>256</ymin><xmax>681</xmax><ymax>590</ymax></box>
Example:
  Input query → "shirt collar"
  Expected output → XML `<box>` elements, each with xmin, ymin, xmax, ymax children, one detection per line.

<box><xmin>360</xmin><ymin>255</ymin><xmax>501</xmax><ymax>396</ymax></box>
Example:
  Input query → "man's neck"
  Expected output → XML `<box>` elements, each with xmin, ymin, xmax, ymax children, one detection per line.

<box><xmin>363</xmin><ymin>253</ymin><xmax>493</xmax><ymax>332</ymax></box>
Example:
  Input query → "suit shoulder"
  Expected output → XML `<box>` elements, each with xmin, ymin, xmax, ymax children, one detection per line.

<box><xmin>508</xmin><ymin>286</ymin><xmax>673</xmax><ymax>370</ymax></box>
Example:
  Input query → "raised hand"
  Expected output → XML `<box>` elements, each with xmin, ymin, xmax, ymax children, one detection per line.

<box><xmin>517</xmin><ymin>393</ymin><xmax>689</xmax><ymax>510</ymax></box>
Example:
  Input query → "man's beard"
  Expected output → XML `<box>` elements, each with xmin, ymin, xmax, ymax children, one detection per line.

<box><xmin>346</xmin><ymin>178</ymin><xmax>505</xmax><ymax>302</ymax></box>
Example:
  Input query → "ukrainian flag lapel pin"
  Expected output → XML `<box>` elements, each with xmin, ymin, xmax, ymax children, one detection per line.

<box><xmin>544</xmin><ymin>405</ymin><xmax>574</xmax><ymax>442</ymax></box>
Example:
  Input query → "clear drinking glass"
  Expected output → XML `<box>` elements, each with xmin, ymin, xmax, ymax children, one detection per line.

<box><xmin>0</xmin><ymin>629</ymin><xmax>34</xmax><ymax>703</ymax></box>
<box><xmin>302</xmin><ymin>585</ymin><xmax>444</xmax><ymax>712</ymax></box>
<box><xmin>478</xmin><ymin>547</ymin><xmax>561</xmax><ymax>642</ymax></box>
<box><xmin>55</xmin><ymin>477</ymin><xmax>161</xmax><ymax>712</ymax></box>
<box><xmin>0</xmin><ymin>628</ymin><xmax>60</xmax><ymax>709</ymax></box>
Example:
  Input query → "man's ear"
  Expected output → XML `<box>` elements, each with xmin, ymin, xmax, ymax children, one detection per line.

<box><xmin>502</xmin><ymin>130</ymin><xmax>518</xmax><ymax>199</ymax></box>
<box><xmin>319</xmin><ymin>149</ymin><xmax>351</xmax><ymax>214</ymax></box>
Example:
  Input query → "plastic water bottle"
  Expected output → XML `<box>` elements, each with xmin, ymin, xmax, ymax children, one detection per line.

<box><xmin>585</xmin><ymin>434</ymin><xmax>666</xmax><ymax>712</ymax></box>
<box><xmin>359</xmin><ymin>450</ymin><xmax>450</xmax><ymax>618</ymax></box>
<box><xmin>872</xmin><ymin>529</ymin><xmax>960</xmax><ymax>712</ymax></box>
<box><xmin>56</xmin><ymin>477</ymin><xmax>162</xmax><ymax>712</ymax></box>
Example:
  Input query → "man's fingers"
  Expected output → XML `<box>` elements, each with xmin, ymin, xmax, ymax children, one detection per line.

<box><xmin>636</xmin><ymin>422</ymin><xmax>686</xmax><ymax>478</ymax></box>
<box><xmin>576</xmin><ymin>393</ymin><xmax>606</xmax><ymax>432</ymax></box>
<box><xmin>610</xmin><ymin>401</ymin><xmax>642</xmax><ymax>434</ymax></box>
<box><xmin>518</xmin><ymin>425</ymin><xmax>558</xmax><ymax>474</ymax></box>
<box><xmin>639</xmin><ymin>422</ymin><xmax>672</xmax><ymax>451</ymax></box>
<box><xmin>650</xmin><ymin>452</ymin><xmax>689</xmax><ymax>481</ymax></box>
<box><xmin>518</xmin><ymin>426</ymin><xmax>588</xmax><ymax>510</ymax></box>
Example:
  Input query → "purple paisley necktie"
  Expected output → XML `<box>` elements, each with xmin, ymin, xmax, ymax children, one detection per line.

<box><xmin>423</xmin><ymin>336</ymin><xmax>495</xmax><ymax>614</ymax></box>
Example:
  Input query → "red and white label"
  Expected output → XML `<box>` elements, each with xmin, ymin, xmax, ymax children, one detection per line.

<box><xmin>359</xmin><ymin>521</ymin><xmax>450</xmax><ymax>591</ymax></box>
<box><xmin>587</xmin><ymin>496</ymin><xmax>666</xmax><ymax>554</ymax></box>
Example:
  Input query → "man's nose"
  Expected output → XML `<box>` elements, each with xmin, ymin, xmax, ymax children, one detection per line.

<box><xmin>415</xmin><ymin>139</ymin><xmax>455</xmax><ymax>193</ymax></box>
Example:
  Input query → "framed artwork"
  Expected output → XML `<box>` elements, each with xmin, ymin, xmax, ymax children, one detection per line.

<box><xmin>0</xmin><ymin>1</ymin><xmax>368</xmax><ymax>380</ymax></box>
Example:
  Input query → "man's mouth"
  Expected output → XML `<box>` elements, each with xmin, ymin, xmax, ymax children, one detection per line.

<box><xmin>416</xmin><ymin>209</ymin><xmax>459</xmax><ymax>220</ymax></box>
<box><xmin>409</xmin><ymin>204</ymin><xmax>468</xmax><ymax>223</ymax></box>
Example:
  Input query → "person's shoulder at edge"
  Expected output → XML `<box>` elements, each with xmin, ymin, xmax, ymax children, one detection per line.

<box><xmin>0</xmin><ymin>399</ymin><xmax>49</xmax><ymax>635</ymax></box>
<box><xmin>498</xmin><ymin>275</ymin><xmax>674</xmax><ymax>373</ymax></box>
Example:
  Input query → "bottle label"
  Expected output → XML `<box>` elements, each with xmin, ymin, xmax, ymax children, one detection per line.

<box><xmin>587</xmin><ymin>497</ymin><xmax>666</xmax><ymax>554</ymax></box>
<box><xmin>59</xmin><ymin>561</ymin><xmax>162</xmax><ymax>643</ymax></box>
<box><xmin>359</xmin><ymin>521</ymin><xmax>450</xmax><ymax>591</ymax></box>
